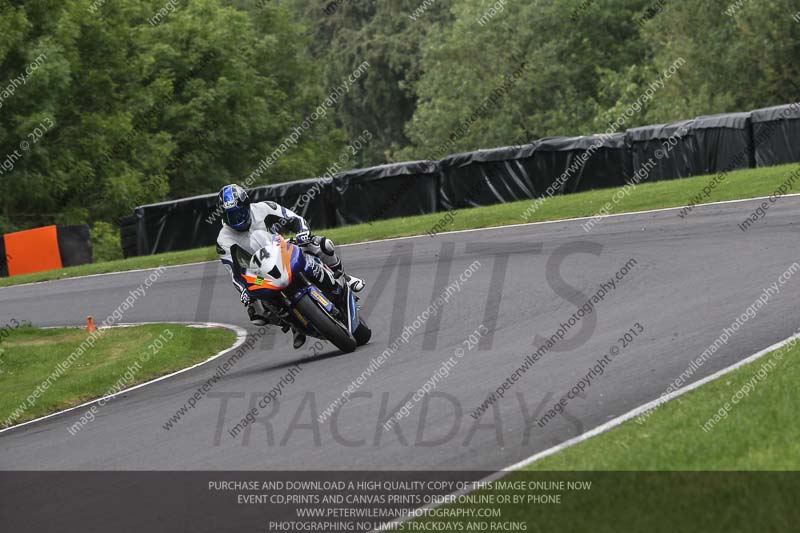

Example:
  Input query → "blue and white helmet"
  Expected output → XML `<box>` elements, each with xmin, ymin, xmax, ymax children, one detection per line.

<box><xmin>218</xmin><ymin>184</ymin><xmax>251</xmax><ymax>231</ymax></box>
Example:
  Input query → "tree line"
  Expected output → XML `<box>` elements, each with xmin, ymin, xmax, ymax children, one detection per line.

<box><xmin>0</xmin><ymin>0</ymin><xmax>797</xmax><ymax>257</ymax></box>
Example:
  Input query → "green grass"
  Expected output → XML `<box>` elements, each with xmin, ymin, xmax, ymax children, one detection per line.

<box><xmin>0</xmin><ymin>247</ymin><xmax>221</xmax><ymax>287</ymax></box>
<box><xmin>400</xmin><ymin>339</ymin><xmax>800</xmax><ymax>532</ymax></box>
<box><xmin>525</xmin><ymin>340</ymin><xmax>800</xmax><ymax>471</ymax></box>
<box><xmin>2</xmin><ymin>162</ymin><xmax>798</xmax><ymax>288</ymax></box>
<box><xmin>0</xmin><ymin>324</ymin><xmax>236</xmax><ymax>428</ymax></box>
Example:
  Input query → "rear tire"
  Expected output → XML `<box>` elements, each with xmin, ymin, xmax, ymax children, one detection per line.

<box><xmin>354</xmin><ymin>319</ymin><xmax>371</xmax><ymax>346</ymax></box>
<box><xmin>295</xmin><ymin>294</ymin><xmax>357</xmax><ymax>353</ymax></box>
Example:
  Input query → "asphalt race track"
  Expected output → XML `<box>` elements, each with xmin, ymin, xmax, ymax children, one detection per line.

<box><xmin>1</xmin><ymin>196</ymin><xmax>799</xmax><ymax>471</ymax></box>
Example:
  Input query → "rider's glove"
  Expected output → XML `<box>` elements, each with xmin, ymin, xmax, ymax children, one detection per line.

<box><xmin>295</xmin><ymin>230</ymin><xmax>312</xmax><ymax>245</ymax></box>
<box><xmin>240</xmin><ymin>290</ymin><xmax>252</xmax><ymax>306</ymax></box>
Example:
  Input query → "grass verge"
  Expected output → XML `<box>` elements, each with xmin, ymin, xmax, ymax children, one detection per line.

<box><xmin>398</xmin><ymin>338</ymin><xmax>800</xmax><ymax>532</ymax></box>
<box><xmin>2</xmin><ymin>162</ymin><xmax>798</xmax><ymax>288</ymax></box>
<box><xmin>524</xmin><ymin>337</ymin><xmax>800</xmax><ymax>471</ymax></box>
<box><xmin>0</xmin><ymin>323</ymin><xmax>236</xmax><ymax>428</ymax></box>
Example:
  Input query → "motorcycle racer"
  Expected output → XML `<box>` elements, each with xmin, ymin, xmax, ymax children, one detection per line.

<box><xmin>216</xmin><ymin>184</ymin><xmax>365</xmax><ymax>349</ymax></box>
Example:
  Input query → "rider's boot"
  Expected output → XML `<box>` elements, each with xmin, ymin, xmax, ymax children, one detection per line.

<box><xmin>305</xmin><ymin>236</ymin><xmax>365</xmax><ymax>293</ymax></box>
<box><xmin>330</xmin><ymin>259</ymin><xmax>364</xmax><ymax>292</ymax></box>
<box><xmin>280</xmin><ymin>322</ymin><xmax>306</xmax><ymax>349</ymax></box>
<box><xmin>291</xmin><ymin>327</ymin><xmax>306</xmax><ymax>349</ymax></box>
<box><xmin>342</xmin><ymin>273</ymin><xmax>365</xmax><ymax>292</ymax></box>
<box><xmin>326</xmin><ymin>256</ymin><xmax>364</xmax><ymax>292</ymax></box>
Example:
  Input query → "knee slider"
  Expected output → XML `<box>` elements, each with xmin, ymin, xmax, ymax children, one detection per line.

<box><xmin>319</xmin><ymin>237</ymin><xmax>336</xmax><ymax>256</ymax></box>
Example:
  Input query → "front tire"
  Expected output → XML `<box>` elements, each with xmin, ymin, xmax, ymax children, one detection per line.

<box><xmin>295</xmin><ymin>294</ymin><xmax>357</xmax><ymax>353</ymax></box>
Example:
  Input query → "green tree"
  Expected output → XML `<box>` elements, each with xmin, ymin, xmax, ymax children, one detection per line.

<box><xmin>401</xmin><ymin>0</ymin><xmax>650</xmax><ymax>160</ymax></box>
<box><xmin>2</xmin><ymin>0</ymin><xmax>799</xmax><ymax>243</ymax></box>
<box><xmin>635</xmin><ymin>0</ymin><xmax>800</xmax><ymax>123</ymax></box>
<box><xmin>0</xmin><ymin>0</ymin><xmax>343</xmax><ymax>233</ymax></box>
<box><xmin>291</xmin><ymin>0</ymin><xmax>453</xmax><ymax>165</ymax></box>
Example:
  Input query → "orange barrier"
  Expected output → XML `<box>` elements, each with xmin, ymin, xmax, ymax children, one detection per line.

<box><xmin>3</xmin><ymin>225</ymin><xmax>63</xmax><ymax>276</ymax></box>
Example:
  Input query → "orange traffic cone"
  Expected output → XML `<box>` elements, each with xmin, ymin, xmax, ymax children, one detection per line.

<box><xmin>86</xmin><ymin>316</ymin><xmax>97</xmax><ymax>332</ymax></box>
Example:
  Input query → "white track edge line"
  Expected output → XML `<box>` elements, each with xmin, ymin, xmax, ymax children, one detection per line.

<box><xmin>5</xmin><ymin>192</ymin><xmax>799</xmax><ymax>290</ymax></box>
<box><xmin>375</xmin><ymin>330</ymin><xmax>800</xmax><ymax>532</ymax></box>
<box><xmin>0</xmin><ymin>321</ymin><xmax>248</xmax><ymax>435</ymax></box>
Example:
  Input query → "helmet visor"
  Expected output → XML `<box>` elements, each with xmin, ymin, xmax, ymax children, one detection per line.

<box><xmin>225</xmin><ymin>206</ymin><xmax>250</xmax><ymax>229</ymax></box>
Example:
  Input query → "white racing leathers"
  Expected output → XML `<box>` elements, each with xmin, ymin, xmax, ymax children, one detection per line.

<box><xmin>216</xmin><ymin>201</ymin><xmax>343</xmax><ymax>301</ymax></box>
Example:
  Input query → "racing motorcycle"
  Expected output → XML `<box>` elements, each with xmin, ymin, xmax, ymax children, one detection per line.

<box><xmin>241</xmin><ymin>231</ymin><xmax>370</xmax><ymax>353</ymax></box>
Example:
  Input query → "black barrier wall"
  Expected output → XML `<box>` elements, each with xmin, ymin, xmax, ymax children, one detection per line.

<box><xmin>125</xmin><ymin>102</ymin><xmax>800</xmax><ymax>256</ymax></box>
<box><xmin>56</xmin><ymin>225</ymin><xmax>93</xmax><ymax>268</ymax></box>
<box><xmin>120</xmin><ymin>214</ymin><xmax>139</xmax><ymax>259</ymax></box>
<box><xmin>250</xmin><ymin>177</ymin><xmax>334</xmax><ymax>230</ymax></box>
<box><xmin>438</xmin><ymin>135</ymin><xmax>632</xmax><ymax>211</ymax></box>
<box><xmin>0</xmin><ymin>235</ymin><xmax>7</xmax><ymax>277</ymax></box>
<box><xmin>133</xmin><ymin>192</ymin><xmax>220</xmax><ymax>256</ymax></box>
<box><xmin>438</xmin><ymin>145</ymin><xmax>537</xmax><ymax>210</ymax></box>
<box><xmin>751</xmin><ymin>103</ymin><xmax>800</xmax><ymax>167</ymax></box>
<box><xmin>130</xmin><ymin>177</ymin><xmax>335</xmax><ymax>256</ymax></box>
<box><xmin>529</xmin><ymin>134</ymin><xmax>632</xmax><ymax>194</ymax></box>
<box><xmin>692</xmin><ymin>112</ymin><xmax>753</xmax><ymax>174</ymax></box>
<box><xmin>626</xmin><ymin>119</ymin><xmax>697</xmax><ymax>181</ymax></box>
<box><xmin>333</xmin><ymin>161</ymin><xmax>438</xmax><ymax>225</ymax></box>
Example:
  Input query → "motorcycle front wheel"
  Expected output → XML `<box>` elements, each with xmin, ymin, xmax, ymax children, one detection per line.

<box><xmin>295</xmin><ymin>293</ymin><xmax>357</xmax><ymax>353</ymax></box>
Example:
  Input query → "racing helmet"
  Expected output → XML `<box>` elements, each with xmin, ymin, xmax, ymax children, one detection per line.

<box><xmin>218</xmin><ymin>184</ymin><xmax>251</xmax><ymax>231</ymax></box>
